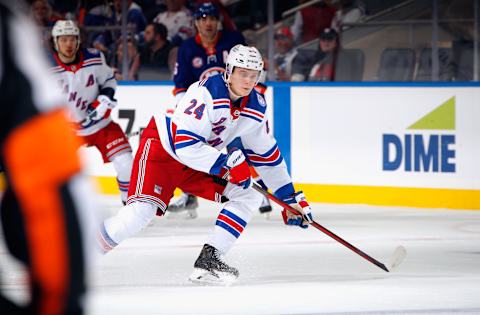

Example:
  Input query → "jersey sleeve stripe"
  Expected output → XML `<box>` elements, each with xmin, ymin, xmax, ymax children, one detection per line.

<box><xmin>245</xmin><ymin>145</ymin><xmax>283</xmax><ymax>166</ymax></box>
<box><xmin>174</xmin><ymin>139</ymin><xmax>200</xmax><ymax>150</ymax></box>
<box><xmin>81</xmin><ymin>63</ymin><xmax>103</xmax><ymax>69</ymax></box>
<box><xmin>245</xmin><ymin>144</ymin><xmax>278</xmax><ymax>159</ymax></box>
<box><xmin>82</xmin><ymin>58</ymin><xmax>102</xmax><ymax>64</ymax></box>
<box><xmin>249</xmin><ymin>159</ymin><xmax>283</xmax><ymax>167</ymax></box>
<box><xmin>243</xmin><ymin>108</ymin><xmax>264</xmax><ymax>119</ymax></box>
<box><xmin>176</xmin><ymin>129</ymin><xmax>206</xmax><ymax>142</ymax></box>
<box><xmin>165</xmin><ymin>116</ymin><xmax>176</xmax><ymax>153</ymax></box>
<box><xmin>240</xmin><ymin>112</ymin><xmax>262</xmax><ymax>122</ymax></box>
<box><xmin>209</xmin><ymin>153</ymin><xmax>227</xmax><ymax>175</ymax></box>
<box><xmin>175</xmin><ymin>135</ymin><xmax>198</xmax><ymax>142</ymax></box>
<box><xmin>213</xmin><ymin>98</ymin><xmax>230</xmax><ymax>104</ymax></box>
<box><xmin>213</xmin><ymin>105</ymin><xmax>230</xmax><ymax>110</ymax></box>
<box><xmin>247</xmin><ymin>149</ymin><xmax>280</xmax><ymax>162</ymax></box>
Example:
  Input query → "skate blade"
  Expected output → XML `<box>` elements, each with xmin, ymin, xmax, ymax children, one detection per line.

<box><xmin>188</xmin><ymin>268</ymin><xmax>237</xmax><ymax>286</ymax></box>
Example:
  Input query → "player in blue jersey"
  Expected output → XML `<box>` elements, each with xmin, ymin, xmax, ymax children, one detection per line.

<box><xmin>172</xmin><ymin>2</ymin><xmax>245</xmax><ymax>102</ymax></box>
<box><xmin>98</xmin><ymin>44</ymin><xmax>314</xmax><ymax>285</ymax></box>
<box><xmin>170</xmin><ymin>2</ymin><xmax>271</xmax><ymax>217</ymax></box>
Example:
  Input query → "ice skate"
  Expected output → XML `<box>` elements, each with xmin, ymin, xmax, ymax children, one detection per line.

<box><xmin>167</xmin><ymin>193</ymin><xmax>198</xmax><ymax>219</ymax></box>
<box><xmin>189</xmin><ymin>244</ymin><xmax>239</xmax><ymax>286</ymax></box>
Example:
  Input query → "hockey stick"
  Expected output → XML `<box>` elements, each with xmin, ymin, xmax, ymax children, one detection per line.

<box><xmin>79</xmin><ymin>109</ymin><xmax>99</xmax><ymax>125</ymax></box>
<box><xmin>126</xmin><ymin>130</ymin><xmax>142</xmax><ymax>138</ymax></box>
<box><xmin>250</xmin><ymin>182</ymin><xmax>407</xmax><ymax>272</ymax></box>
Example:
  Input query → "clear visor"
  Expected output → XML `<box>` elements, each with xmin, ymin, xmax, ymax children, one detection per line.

<box><xmin>233</xmin><ymin>67</ymin><xmax>261</xmax><ymax>82</ymax></box>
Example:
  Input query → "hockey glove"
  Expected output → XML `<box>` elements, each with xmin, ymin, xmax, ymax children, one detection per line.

<box><xmin>281</xmin><ymin>191</ymin><xmax>313</xmax><ymax>229</ymax></box>
<box><xmin>225</xmin><ymin>149</ymin><xmax>251</xmax><ymax>189</ymax></box>
<box><xmin>90</xmin><ymin>95</ymin><xmax>117</xmax><ymax>120</ymax></box>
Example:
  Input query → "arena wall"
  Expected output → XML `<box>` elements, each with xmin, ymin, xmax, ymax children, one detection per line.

<box><xmin>80</xmin><ymin>81</ymin><xmax>480</xmax><ymax>210</ymax></box>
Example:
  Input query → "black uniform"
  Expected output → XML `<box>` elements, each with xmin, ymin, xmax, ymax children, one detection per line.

<box><xmin>0</xmin><ymin>1</ymin><xmax>94</xmax><ymax>314</ymax></box>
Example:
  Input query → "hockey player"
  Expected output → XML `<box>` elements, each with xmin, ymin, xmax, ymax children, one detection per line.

<box><xmin>98</xmin><ymin>44</ymin><xmax>313</xmax><ymax>285</ymax></box>
<box><xmin>49</xmin><ymin>20</ymin><xmax>133</xmax><ymax>204</ymax></box>
<box><xmin>170</xmin><ymin>2</ymin><xmax>271</xmax><ymax>216</ymax></box>
<box><xmin>172</xmin><ymin>2</ymin><xmax>245</xmax><ymax>100</ymax></box>
<box><xmin>1</xmin><ymin>2</ymin><xmax>96</xmax><ymax>313</ymax></box>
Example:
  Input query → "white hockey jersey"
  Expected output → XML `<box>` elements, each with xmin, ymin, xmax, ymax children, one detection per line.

<box><xmin>49</xmin><ymin>48</ymin><xmax>117</xmax><ymax>136</ymax></box>
<box><xmin>153</xmin><ymin>8</ymin><xmax>194</xmax><ymax>43</ymax></box>
<box><xmin>155</xmin><ymin>74</ymin><xmax>295</xmax><ymax>199</ymax></box>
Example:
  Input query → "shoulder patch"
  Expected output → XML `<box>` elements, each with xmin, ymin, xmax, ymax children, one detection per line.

<box><xmin>192</xmin><ymin>56</ymin><xmax>203</xmax><ymax>68</ymax></box>
<box><xmin>83</xmin><ymin>48</ymin><xmax>101</xmax><ymax>60</ymax></box>
<box><xmin>257</xmin><ymin>93</ymin><xmax>266</xmax><ymax>107</ymax></box>
<box><xmin>87</xmin><ymin>48</ymin><xmax>99</xmax><ymax>55</ymax></box>
<box><xmin>244</xmin><ymin>89</ymin><xmax>267</xmax><ymax>115</ymax></box>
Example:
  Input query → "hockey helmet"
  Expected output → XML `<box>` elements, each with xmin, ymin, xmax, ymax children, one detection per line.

<box><xmin>194</xmin><ymin>2</ymin><xmax>219</xmax><ymax>19</ymax></box>
<box><xmin>225</xmin><ymin>44</ymin><xmax>264</xmax><ymax>83</ymax></box>
<box><xmin>52</xmin><ymin>20</ymin><xmax>80</xmax><ymax>52</ymax></box>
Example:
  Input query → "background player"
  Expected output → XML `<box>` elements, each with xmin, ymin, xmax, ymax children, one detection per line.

<box><xmin>170</xmin><ymin>2</ymin><xmax>271</xmax><ymax>217</ymax></box>
<box><xmin>50</xmin><ymin>20</ymin><xmax>133</xmax><ymax>205</ymax></box>
<box><xmin>0</xmin><ymin>1</ymin><xmax>96</xmax><ymax>313</ymax></box>
<box><xmin>98</xmin><ymin>44</ymin><xmax>313</xmax><ymax>285</ymax></box>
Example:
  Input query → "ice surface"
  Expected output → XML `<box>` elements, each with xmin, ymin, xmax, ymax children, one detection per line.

<box><xmin>2</xmin><ymin>195</ymin><xmax>480</xmax><ymax>314</ymax></box>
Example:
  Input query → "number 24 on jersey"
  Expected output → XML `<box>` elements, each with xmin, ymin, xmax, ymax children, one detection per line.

<box><xmin>184</xmin><ymin>99</ymin><xmax>205</xmax><ymax>120</ymax></box>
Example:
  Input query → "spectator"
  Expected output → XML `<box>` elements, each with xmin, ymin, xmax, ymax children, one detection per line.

<box><xmin>271</xmin><ymin>26</ymin><xmax>297</xmax><ymax>81</ymax></box>
<box><xmin>194</xmin><ymin>0</ymin><xmax>237</xmax><ymax>31</ymax></box>
<box><xmin>47</xmin><ymin>0</ymin><xmax>78</xmax><ymax>17</ymax></box>
<box><xmin>153</xmin><ymin>0</ymin><xmax>195</xmax><ymax>47</ymax></box>
<box><xmin>136</xmin><ymin>0</ymin><xmax>167</xmax><ymax>22</ymax></box>
<box><xmin>291</xmin><ymin>0</ymin><xmax>336</xmax><ymax>44</ymax></box>
<box><xmin>82</xmin><ymin>0</ymin><xmax>116</xmax><ymax>60</ymax></box>
<box><xmin>331</xmin><ymin>0</ymin><xmax>366</xmax><ymax>32</ymax></box>
<box><xmin>114</xmin><ymin>36</ymin><xmax>141</xmax><ymax>80</ymax></box>
<box><xmin>139</xmin><ymin>22</ymin><xmax>176</xmax><ymax>73</ymax></box>
<box><xmin>31</xmin><ymin>0</ymin><xmax>59</xmax><ymax>27</ymax></box>
<box><xmin>291</xmin><ymin>27</ymin><xmax>339</xmax><ymax>81</ymax></box>
<box><xmin>31</xmin><ymin>0</ymin><xmax>59</xmax><ymax>52</ymax></box>
<box><xmin>113</xmin><ymin>0</ymin><xmax>148</xmax><ymax>36</ymax></box>
<box><xmin>83</xmin><ymin>0</ymin><xmax>115</xmax><ymax>27</ymax></box>
<box><xmin>308</xmin><ymin>28</ymin><xmax>339</xmax><ymax>81</ymax></box>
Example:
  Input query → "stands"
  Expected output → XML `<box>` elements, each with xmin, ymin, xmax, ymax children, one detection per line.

<box><xmin>377</xmin><ymin>48</ymin><xmax>415</xmax><ymax>81</ymax></box>
<box><xmin>40</xmin><ymin>0</ymin><xmax>477</xmax><ymax>83</ymax></box>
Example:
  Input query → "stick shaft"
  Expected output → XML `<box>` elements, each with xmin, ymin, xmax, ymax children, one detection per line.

<box><xmin>127</xmin><ymin>130</ymin><xmax>141</xmax><ymax>138</ymax></box>
<box><xmin>251</xmin><ymin>183</ymin><xmax>389</xmax><ymax>272</ymax></box>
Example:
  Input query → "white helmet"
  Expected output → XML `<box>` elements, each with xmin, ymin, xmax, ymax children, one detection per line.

<box><xmin>224</xmin><ymin>44</ymin><xmax>264</xmax><ymax>82</ymax></box>
<box><xmin>52</xmin><ymin>20</ymin><xmax>80</xmax><ymax>52</ymax></box>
